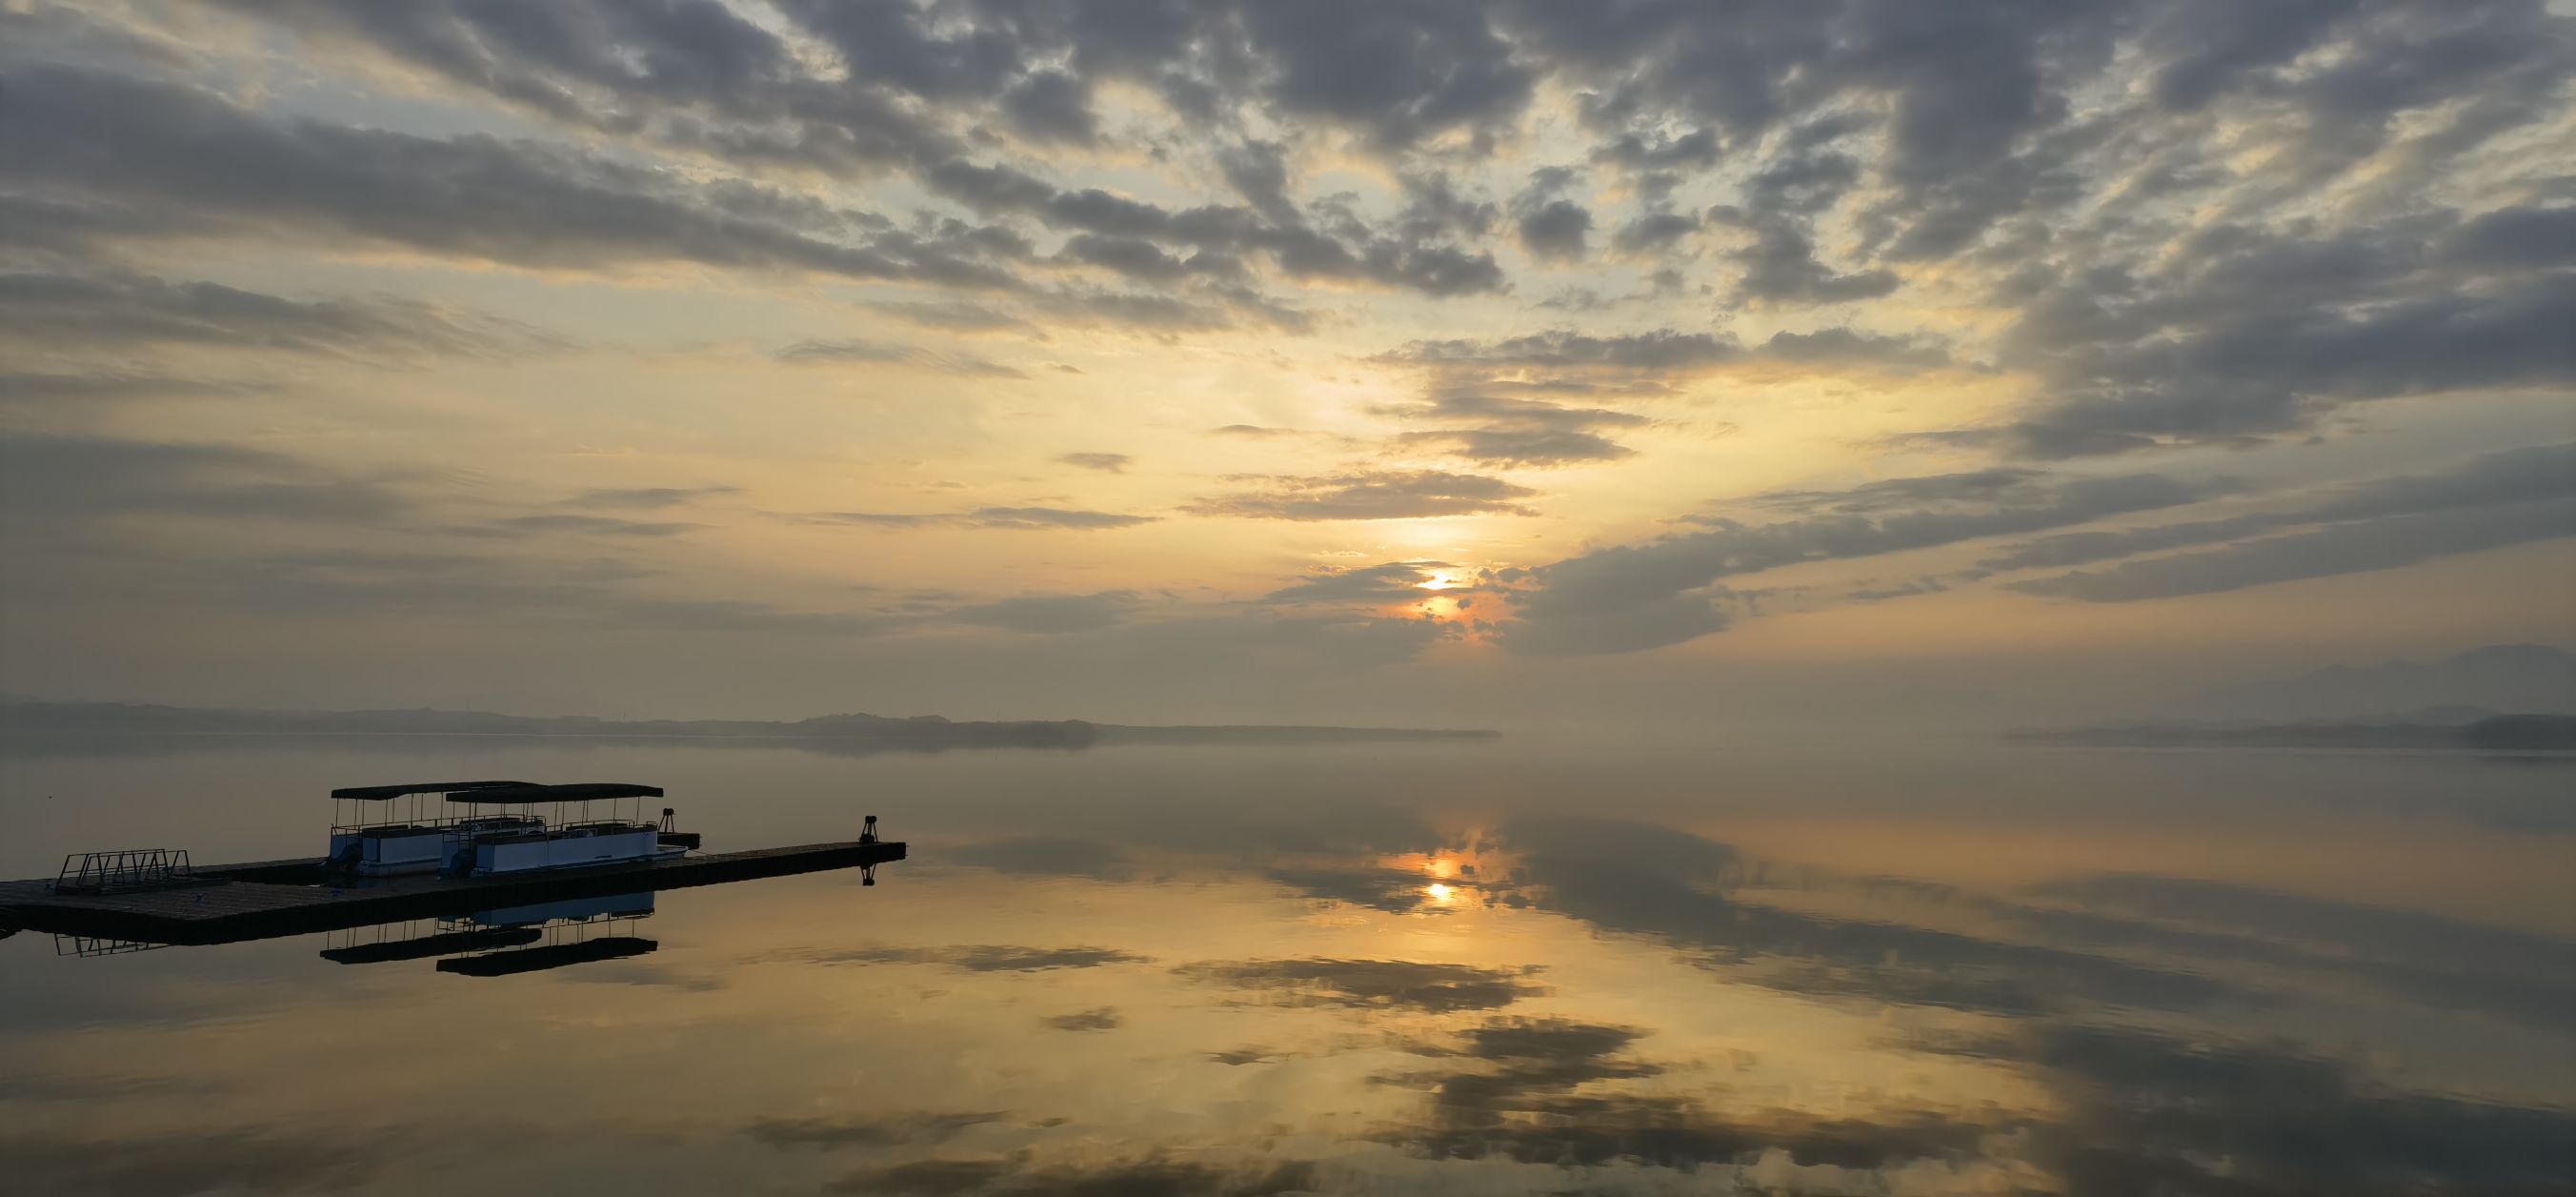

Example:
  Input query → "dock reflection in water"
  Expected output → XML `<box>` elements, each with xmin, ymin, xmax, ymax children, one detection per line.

<box><xmin>0</xmin><ymin>740</ymin><xmax>2570</xmax><ymax>1195</ymax></box>
<box><xmin>322</xmin><ymin>892</ymin><xmax>659</xmax><ymax>977</ymax></box>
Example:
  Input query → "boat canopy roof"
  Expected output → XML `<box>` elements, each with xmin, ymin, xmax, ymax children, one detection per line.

<box><xmin>332</xmin><ymin>781</ymin><xmax>532</xmax><ymax>801</ymax></box>
<box><xmin>448</xmin><ymin>782</ymin><xmax>665</xmax><ymax>803</ymax></box>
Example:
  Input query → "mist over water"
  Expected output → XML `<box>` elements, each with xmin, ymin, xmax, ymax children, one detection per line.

<box><xmin>4</xmin><ymin>738</ymin><xmax>2569</xmax><ymax>1195</ymax></box>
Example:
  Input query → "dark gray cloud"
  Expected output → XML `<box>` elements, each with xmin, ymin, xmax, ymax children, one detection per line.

<box><xmin>1186</xmin><ymin>470</ymin><xmax>1540</xmax><ymax>520</ymax></box>
<box><xmin>822</xmin><ymin>1155</ymin><xmax>1316</xmax><ymax>1197</ymax></box>
<box><xmin>1387</xmin><ymin>328</ymin><xmax>1740</xmax><ymax>374</ymax></box>
<box><xmin>1396</xmin><ymin>426</ymin><xmax>1634</xmax><ymax>467</ymax></box>
<box><xmin>0</xmin><ymin>272</ymin><xmax>563</xmax><ymax>358</ymax></box>
<box><xmin>1955</xmin><ymin>1022</ymin><xmax>2576</xmax><ymax>1194</ymax></box>
<box><xmin>997</xmin><ymin>69</ymin><xmax>1097</xmax><ymax>144</ymax></box>
<box><xmin>796</xmin><ymin>944</ymin><xmax>1150</xmax><ymax>972</ymax></box>
<box><xmin>1979</xmin><ymin>211</ymin><xmax>2576</xmax><ymax>456</ymax></box>
<box><xmin>742</xmin><ymin>1112</ymin><xmax>1002</xmax><ymax>1150</ymax></box>
<box><xmin>1510</xmin><ymin>168</ymin><xmax>1591</xmax><ymax>263</ymax></box>
<box><xmin>861</xmin><ymin>300</ymin><xmax>1038</xmax><ymax>335</ymax></box>
<box><xmin>1388</xmin><ymin>391</ymin><xmax>1653</xmax><ymax>468</ymax></box>
<box><xmin>1373</xmin><ymin>1013</ymin><xmax>1991</xmax><ymax>1172</ymax></box>
<box><xmin>1040</xmin><ymin>1006</ymin><xmax>1121</xmax><ymax>1031</ymax></box>
<box><xmin>0</xmin><ymin>1126</ymin><xmax>399</xmax><ymax>1197</ymax></box>
<box><xmin>948</xmin><ymin>591</ymin><xmax>1139</xmax><ymax>634</ymax></box>
<box><xmin>485</xmin><ymin>514</ymin><xmax>697</xmax><ymax>538</ymax></box>
<box><xmin>1176</xmin><ymin>957</ymin><xmax>1546</xmax><ymax>1014</ymax></box>
<box><xmin>808</xmin><ymin>506</ymin><xmax>1157</xmax><ymax>531</ymax></box>
<box><xmin>1982</xmin><ymin>441</ymin><xmax>2576</xmax><ymax>571</ymax></box>
<box><xmin>0</xmin><ymin>63</ymin><xmax>1029</xmax><ymax>288</ymax></box>
<box><xmin>1500</xmin><ymin>468</ymin><xmax>2204</xmax><ymax>654</ymax></box>
<box><xmin>0</xmin><ymin>369</ymin><xmax>244</xmax><ymax>405</ymax></box>
<box><xmin>1383</xmin><ymin>326</ymin><xmax>1946</xmax><ymax>377</ymax></box>
<box><xmin>1722</xmin><ymin>214</ymin><xmax>1900</xmax><ymax>306</ymax></box>
<box><xmin>1259</xmin><ymin>561</ymin><xmax>1455</xmax><ymax>605</ymax></box>
<box><xmin>133</xmin><ymin>0</ymin><xmax>2568</xmax><ymax>342</ymax></box>
<box><xmin>1490</xmin><ymin>816</ymin><xmax>2231</xmax><ymax>1017</ymax></box>
<box><xmin>773</xmin><ymin>338</ymin><xmax>1027</xmax><ymax>377</ymax></box>
<box><xmin>562</xmin><ymin>486</ymin><xmax>739</xmax><ymax>511</ymax></box>
<box><xmin>2011</xmin><ymin>498</ymin><xmax>2576</xmax><ymax>602</ymax></box>
<box><xmin>0</xmin><ymin>432</ymin><xmax>415</xmax><ymax>526</ymax></box>
<box><xmin>1610</xmin><ymin>209</ymin><xmax>1700</xmax><ymax>255</ymax></box>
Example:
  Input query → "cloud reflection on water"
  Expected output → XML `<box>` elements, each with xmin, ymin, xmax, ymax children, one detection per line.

<box><xmin>1</xmin><ymin>741</ymin><xmax>2568</xmax><ymax>1194</ymax></box>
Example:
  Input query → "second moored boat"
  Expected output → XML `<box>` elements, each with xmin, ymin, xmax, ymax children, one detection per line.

<box><xmin>327</xmin><ymin>781</ymin><xmax>692</xmax><ymax>878</ymax></box>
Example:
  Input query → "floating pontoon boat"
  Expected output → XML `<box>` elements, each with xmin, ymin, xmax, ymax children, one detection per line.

<box><xmin>327</xmin><ymin>781</ymin><xmax>690</xmax><ymax>878</ymax></box>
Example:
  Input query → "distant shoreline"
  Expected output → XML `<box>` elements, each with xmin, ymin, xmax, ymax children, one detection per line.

<box><xmin>2008</xmin><ymin>713</ymin><xmax>2576</xmax><ymax>753</ymax></box>
<box><xmin>0</xmin><ymin>700</ymin><xmax>1499</xmax><ymax>750</ymax></box>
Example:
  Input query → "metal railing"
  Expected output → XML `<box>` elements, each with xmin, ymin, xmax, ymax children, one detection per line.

<box><xmin>54</xmin><ymin>933</ymin><xmax>170</xmax><ymax>957</ymax></box>
<box><xmin>54</xmin><ymin>848</ymin><xmax>195</xmax><ymax>895</ymax></box>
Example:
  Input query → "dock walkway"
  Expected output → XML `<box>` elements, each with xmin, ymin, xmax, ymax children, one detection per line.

<box><xmin>0</xmin><ymin>840</ymin><xmax>905</xmax><ymax>945</ymax></box>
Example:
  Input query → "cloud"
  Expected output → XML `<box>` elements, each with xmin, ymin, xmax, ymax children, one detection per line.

<box><xmin>1979</xmin><ymin>214</ymin><xmax>2576</xmax><ymax>457</ymax></box>
<box><xmin>1259</xmin><ymin>560</ymin><xmax>1454</xmax><ymax>605</ymax></box>
<box><xmin>1382</xmin><ymin>326</ymin><xmax>1945</xmax><ymax>380</ymax></box>
<box><xmin>562</xmin><ymin>486</ymin><xmax>739</xmax><ymax>511</ymax></box>
<box><xmin>1040</xmin><ymin>1006</ymin><xmax>1121</xmax><ymax>1031</ymax></box>
<box><xmin>1175</xmin><ymin>957</ymin><xmax>1547</xmax><ymax>1013</ymax></box>
<box><xmin>1982</xmin><ymin>441</ymin><xmax>2576</xmax><ymax>572</ymax></box>
<box><xmin>807</xmin><ymin>507</ymin><xmax>1157</xmax><ymax>531</ymax></box>
<box><xmin>1372</xmin><ymin>1013</ymin><xmax>1990</xmax><ymax>1172</ymax></box>
<box><xmin>485</xmin><ymin>514</ymin><xmax>696</xmax><ymax>538</ymax></box>
<box><xmin>795</xmin><ymin>945</ymin><xmax>1151</xmax><ymax>972</ymax></box>
<box><xmin>822</xmin><ymin>1156</ymin><xmax>1316</xmax><ymax>1197</ymax></box>
<box><xmin>2010</xmin><ymin>499</ymin><xmax>2576</xmax><ymax>602</ymax></box>
<box><xmin>1499</xmin><ymin>468</ymin><xmax>2204</xmax><ymax>654</ymax></box>
<box><xmin>948</xmin><ymin>836</ymin><xmax>1130</xmax><ymax>880</ymax></box>
<box><xmin>0</xmin><ymin>432</ymin><xmax>415</xmax><ymax>526</ymax></box>
<box><xmin>0</xmin><ymin>369</ymin><xmax>245</xmax><ymax>405</ymax></box>
<box><xmin>1489</xmin><ymin>817</ymin><xmax>2230</xmax><ymax>1017</ymax></box>
<box><xmin>948</xmin><ymin>591</ymin><xmax>1139</xmax><ymax>634</ymax></box>
<box><xmin>1511</xmin><ymin>168</ymin><xmax>1592</xmax><ymax>263</ymax></box>
<box><xmin>1</xmin><ymin>62</ymin><xmax>1030</xmax><ymax>288</ymax></box>
<box><xmin>1386</xmin><ymin>329</ymin><xmax>1740</xmax><ymax>374</ymax></box>
<box><xmin>1187</xmin><ymin>470</ymin><xmax>1540</xmax><ymax>520</ymax></box>
<box><xmin>1956</xmin><ymin>1022</ymin><xmax>2576</xmax><ymax>1193</ymax></box>
<box><xmin>1266</xmin><ymin>865</ymin><xmax>1457</xmax><ymax>914</ymax></box>
<box><xmin>1396</xmin><ymin>427</ymin><xmax>1634</xmax><ymax>467</ymax></box>
<box><xmin>1724</xmin><ymin>215</ymin><xmax>1901</xmax><ymax>306</ymax></box>
<box><xmin>861</xmin><ymin>300</ymin><xmax>1038</xmax><ymax>335</ymax></box>
<box><xmin>1055</xmin><ymin>452</ymin><xmax>1130</xmax><ymax>473</ymax></box>
<box><xmin>742</xmin><ymin>1112</ymin><xmax>1002</xmax><ymax>1150</ymax></box>
<box><xmin>0</xmin><ymin>272</ymin><xmax>565</xmax><ymax>358</ymax></box>
<box><xmin>1611</xmin><ymin>209</ymin><xmax>1700</xmax><ymax>255</ymax></box>
<box><xmin>1385</xmin><ymin>390</ymin><xmax>1656</xmax><ymax>468</ymax></box>
<box><xmin>970</xmin><ymin>507</ymin><xmax>1157</xmax><ymax>530</ymax></box>
<box><xmin>774</xmin><ymin>338</ymin><xmax>1027</xmax><ymax>377</ymax></box>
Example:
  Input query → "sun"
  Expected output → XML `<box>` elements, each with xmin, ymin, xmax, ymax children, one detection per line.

<box><xmin>1416</xmin><ymin>572</ymin><xmax>1458</xmax><ymax>591</ymax></box>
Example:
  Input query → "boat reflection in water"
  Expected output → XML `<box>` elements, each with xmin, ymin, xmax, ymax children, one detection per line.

<box><xmin>322</xmin><ymin>892</ymin><xmax>660</xmax><ymax>977</ymax></box>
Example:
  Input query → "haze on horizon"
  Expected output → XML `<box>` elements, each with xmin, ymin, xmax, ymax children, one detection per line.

<box><xmin>1</xmin><ymin>1</ymin><xmax>2570</xmax><ymax>733</ymax></box>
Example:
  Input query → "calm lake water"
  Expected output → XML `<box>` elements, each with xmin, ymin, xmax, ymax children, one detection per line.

<box><xmin>2</xmin><ymin>738</ymin><xmax>2570</xmax><ymax>1195</ymax></box>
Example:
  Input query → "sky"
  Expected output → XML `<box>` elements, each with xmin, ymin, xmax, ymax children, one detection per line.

<box><xmin>0</xmin><ymin>0</ymin><xmax>2570</xmax><ymax>729</ymax></box>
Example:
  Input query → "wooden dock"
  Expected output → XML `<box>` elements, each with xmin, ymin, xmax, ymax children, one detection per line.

<box><xmin>0</xmin><ymin>840</ymin><xmax>905</xmax><ymax>945</ymax></box>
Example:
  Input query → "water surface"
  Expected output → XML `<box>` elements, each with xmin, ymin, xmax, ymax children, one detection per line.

<box><xmin>3</xmin><ymin>739</ymin><xmax>2570</xmax><ymax>1195</ymax></box>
